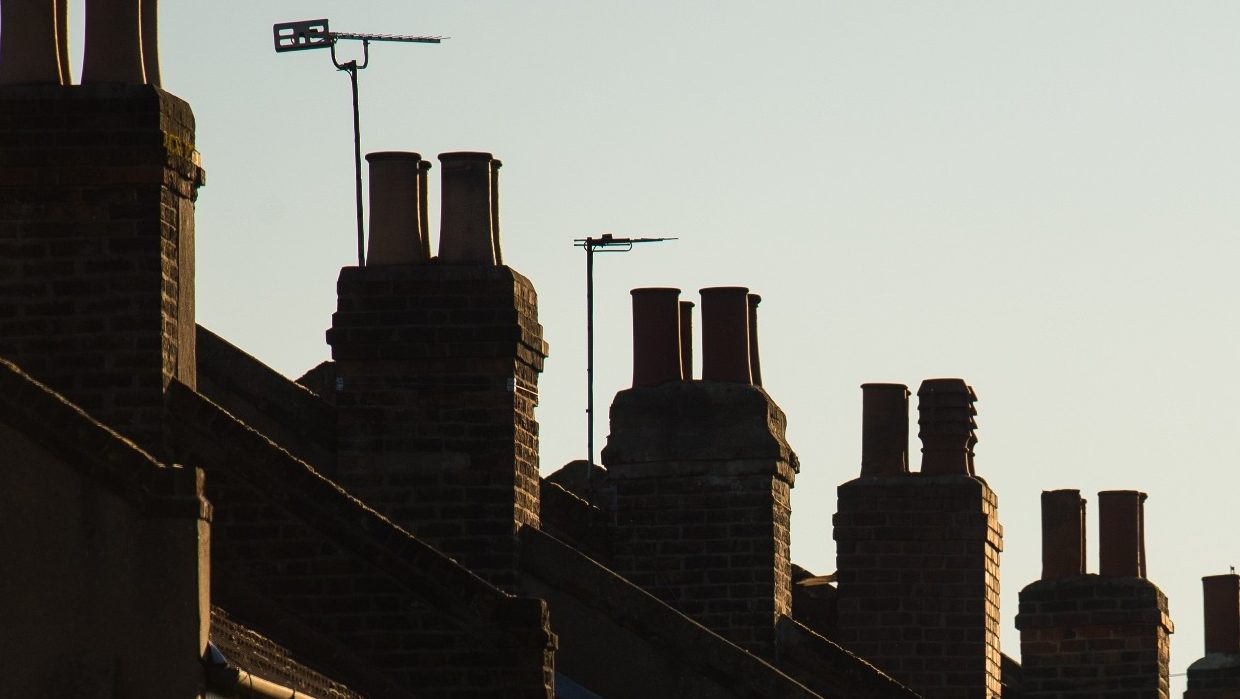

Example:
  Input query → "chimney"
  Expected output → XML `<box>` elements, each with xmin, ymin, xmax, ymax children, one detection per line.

<box><xmin>1040</xmin><ymin>490</ymin><xmax>1086</xmax><ymax>580</ymax></box>
<box><xmin>834</xmin><ymin>377</ymin><xmax>1003</xmax><ymax>698</ymax></box>
<box><xmin>604</xmin><ymin>287</ymin><xmax>797</xmax><ymax>658</ymax></box>
<box><xmin>328</xmin><ymin>151</ymin><xmax>548</xmax><ymax>589</ymax></box>
<box><xmin>630</xmin><ymin>288</ymin><xmax>683</xmax><ymax>387</ymax></box>
<box><xmin>678</xmin><ymin>300</ymin><xmax>695</xmax><ymax>380</ymax></box>
<box><xmin>437</xmin><ymin>151</ymin><xmax>496</xmax><ymax>264</ymax></box>
<box><xmin>859</xmin><ymin>383</ymin><xmax>909</xmax><ymax>477</ymax></box>
<box><xmin>699</xmin><ymin>286</ymin><xmax>751</xmax><ymax>383</ymax></box>
<box><xmin>0</xmin><ymin>74</ymin><xmax>203</xmax><ymax>455</ymax></box>
<box><xmin>1016</xmin><ymin>491</ymin><xmax>1173</xmax><ymax>699</ymax></box>
<box><xmin>1099</xmin><ymin>489</ymin><xmax>1147</xmax><ymax>578</ymax></box>
<box><xmin>365</xmin><ymin>152</ymin><xmax>428</xmax><ymax>266</ymax></box>
<box><xmin>0</xmin><ymin>0</ymin><xmax>68</xmax><ymax>84</ymax></box>
<box><xmin>1185</xmin><ymin>574</ymin><xmax>1240</xmax><ymax>698</ymax></box>
<box><xmin>82</xmin><ymin>0</ymin><xmax>147</xmax><ymax>84</ymax></box>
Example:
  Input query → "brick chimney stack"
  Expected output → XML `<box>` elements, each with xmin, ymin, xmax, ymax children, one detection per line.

<box><xmin>0</xmin><ymin>15</ymin><xmax>203</xmax><ymax>455</ymax></box>
<box><xmin>1016</xmin><ymin>490</ymin><xmax>1173</xmax><ymax>699</ymax></box>
<box><xmin>328</xmin><ymin>150</ymin><xmax>548</xmax><ymax>590</ymax></box>
<box><xmin>1183</xmin><ymin>574</ymin><xmax>1240</xmax><ymax>698</ymax></box>
<box><xmin>604</xmin><ymin>286</ymin><xmax>798</xmax><ymax>658</ymax></box>
<box><xmin>834</xmin><ymin>378</ymin><xmax>1003</xmax><ymax>698</ymax></box>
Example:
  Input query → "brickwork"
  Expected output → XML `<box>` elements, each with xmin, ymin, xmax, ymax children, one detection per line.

<box><xmin>604</xmin><ymin>381</ymin><xmax>798</xmax><ymax>657</ymax></box>
<box><xmin>834</xmin><ymin>475</ymin><xmax>1003</xmax><ymax>698</ymax></box>
<box><xmin>1015</xmin><ymin>576</ymin><xmax>1172</xmax><ymax>699</ymax></box>
<box><xmin>0</xmin><ymin>84</ymin><xmax>203</xmax><ymax>454</ymax></box>
<box><xmin>167</xmin><ymin>382</ymin><xmax>555</xmax><ymax>698</ymax></box>
<box><xmin>326</xmin><ymin>263</ymin><xmax>547</xmax><ymax>589</ymax></box>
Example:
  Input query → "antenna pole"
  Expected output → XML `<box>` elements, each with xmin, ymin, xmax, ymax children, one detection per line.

<box><xmin>586</xmin><ymin>242</ymin><xmax>596</xmax><ymax>476</ymax></box>
<box><xmin>348</xmin><ymin>60</ymin><xmax>364</xmax><ymax>266</ymax></box>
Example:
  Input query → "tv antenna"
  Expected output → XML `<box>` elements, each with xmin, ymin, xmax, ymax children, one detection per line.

<box><xmin>573</xmin><ymin>234</ymin><xmax>676</xmax><ymax>487</ymax></box>
<box><xmin>274</xmin><ymin>19</ymin><xmax>446</xmax><ymax>267</ymax></box>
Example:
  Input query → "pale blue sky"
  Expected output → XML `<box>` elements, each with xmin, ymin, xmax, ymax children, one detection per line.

<box><xmin>75</xmin><ymin>1</ymin><xmax>1240</xmax><ymax>688</ymax></box>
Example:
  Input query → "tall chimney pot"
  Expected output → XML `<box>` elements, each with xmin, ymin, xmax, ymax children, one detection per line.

<box><xmin>418</xmin><ymin>160</ymin><xmax>432</xmax><ymax>261</ymax></box>
<box><xmin>0</xmin><ymin>0</ymin><xmax>67</xmax><ymax>85</ymax></box>
<box><xmin>437</xmin><ymin>151</ymin><xmax>497</xmax><ymax>264</ymax></box>
<box><xmin>679</xmin><ymin>300</ymin><xmax>695</xmax><ymax>381</ymax></box>
<box><xmin>859</xmin><ymin>383</ymin><xmax>909</xmax><ymax>477</ymax></box>
<box><xmin>1203</xmin><ymin>574</ymin><xmax>1240</xmax><ymax>655</ymax></box>
<box><xmin>82</xmin><ymin>0</ymin><xmax>147</xmax><ymax>84</ymax></box>
<box><xmin>1098</xmin><ymin>490</ymin><xmax>1147</xmax><ymax>578</ymax></box>
<box><xmin>630</xmin><ymin>288</ymin><xmax>683</xmax><ymax>387</ymax></box>
<box><xmin>699</xmin><ymin>286</ymin><xmax>752</xmax><ymax>383</ymax></box>
<box><xmin>1041</xmin><ymin>490</ymin><xmax>1086</xmax><ymax>579</ymax></box>
<box><xmin>747</xmin><ymin>294</ymin><xmax>763</xmax><ymax>387</ymax></box>
<box><xmin>366</xmin><ymin>152</ymin><xmax>427</xmax><ymax>266</ymax></box>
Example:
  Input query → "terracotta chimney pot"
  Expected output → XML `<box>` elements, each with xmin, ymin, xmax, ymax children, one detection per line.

<box><xmin>630</xmin><ymin>288</ymin><xmax>683</xmax><ymax>387</ymax></box>
<box><xmin>437</xmin><ymin>151</ymin><xmax>496</xmax><ymax>264</ymax></box>
<box><xmin>366</xmin><ymin>152</ymin><xmax>427</xmax><ymax>266</ymax></box>
<box><xmin>1098</xmin><ymin>490</ymin><xmax>1147</xmax><ymax>578</ymax></box>
<box><xmin>141</xmin><ymin>0</ymin><xmax>160</xmax><ymax>86</ymax></box>
<box><xmin>417</xmin><ymin>160</ymin><xmax>432</xmax><ymax>260</ymax></box>
<box><xmin>82</xmin><ymin>0</ymin><xmax>147</xmax><ymax>84</ymax></box>
<box><xmin>1203</xmin><ymin>574</ymin><xmax>1240</xmax><ymax>655</ymax></box>
<box><xmin>860</xmin><ymin>383</ymin><xmax>909</xmax><ymax>477</ymax></box>
<box><xmin>0</xmin><ymin>0</ymin><xmax>67</xmax><ymax>85</ymax></box>
<box><xmin>917</xmin><ymin>378</ymin><xmax>977</xmax><ymax>476</ymax></box>
<box><xmin>747</xmin><ymin>294</ymin><xmax>763</xmax><ymax>387</ymax></box>
<box><xmin>699</xmin><ymin>286</ymin><xmax>751</xmax><ymax>383</ymax></box>
<box><xmin>1041</xmin><ymin>490</ymin><xmax>1086</xmax><ymax>579</ymax></box>
<box><xmin>679</xmin><ymin>300</ymin><xmax>695</xmax><ymax>381</ymax></box>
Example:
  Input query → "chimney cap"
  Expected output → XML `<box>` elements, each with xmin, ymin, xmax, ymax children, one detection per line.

<box><xmin>439</xmin><ymin>151</ymin><xmax>494</xmax><ymax>162</ymax></box>
<box><xmin>366</xmin><ymin>151</ymin><xmax>423</xmax><ymax>162</ymax></box>
<box><xmin>632</xmin><ymin>287</ymin><xmax>681</xmax><ymax>296</ymax></box>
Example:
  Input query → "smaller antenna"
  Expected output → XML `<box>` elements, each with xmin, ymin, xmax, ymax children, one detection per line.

<box><xmin>273</xmin><ymin>19</ymin><xmax>447</xmax><ymax>266</ymax></box>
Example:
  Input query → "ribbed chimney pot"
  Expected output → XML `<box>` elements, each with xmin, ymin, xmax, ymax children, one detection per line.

<box><xmin>917</xmin><ymin>378</ymin><xmax>977</xmax><ymax>476</ymax></box>
<box><xmin>0</xmin><ymin>0</ymin><xmax>67</xmax><ymax>85</ymax></box>
<box><xmin>1203</xmin><ymin>574</ymin><xmax>1240</xmax><ymax>655</ymax></box>
<box><xmin>1098</xmin><ymin>490</ymin><xmax>1147</xmax><ymax>578</ymax></box>
<box><xmin>678</xmin><ymin>301</ymin><xmax>695</xmax><ymax>381</ymax></box>
<box><xmin>366</xmin><ymin>152</ymin><xmax>427</xmax><ymax>266</ymax></box>
<box><xmin>860</xmin><ymin>383</ymin><xmax>909</xmax><ymax>477</ymax></box>
<box><xmin>82</xmin><ymin>0</ymin><xmax>147</xmax><ymax>84</ymax></box>
<box><xmin>699</xmin><ymin>286</ymin><xmax>752</xmax><ymax>383</ymax></box>
<box><xmin>438</xmin><ymin>151</ymin><xmax>497</xmax><ymax>264</ymax></box>
<box><xmin>1041</xmin><ymin>489</ymin><xmax>1086</xmax><ymax>579</ymax></box>
<box><xmin>630</xmin><ymin>288</ymin><xmax>683</xmax><ymax>387</ymax></box>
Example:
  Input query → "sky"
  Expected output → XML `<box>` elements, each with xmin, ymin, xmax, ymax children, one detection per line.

<box><xmin>73</xmin><ymin>1</ymin><xmax>1240</xmax><ymax>689</ymax></box>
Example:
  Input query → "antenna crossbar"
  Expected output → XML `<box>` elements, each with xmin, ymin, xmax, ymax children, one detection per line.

<box><xmin>331</xmin><ymin>31</ymin><xmax>445</xmax><ymax>44</ymax></box>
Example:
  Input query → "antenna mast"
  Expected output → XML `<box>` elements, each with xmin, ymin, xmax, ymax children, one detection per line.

<box><xmin>273</xmin><ymin>19</ymin><xmax>447</xmax><ymax>267</ymax></box>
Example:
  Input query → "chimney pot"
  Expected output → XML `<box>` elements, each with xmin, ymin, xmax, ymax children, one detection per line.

<box><xmin>0</xmin><ymin>0</ymin><xmax>68</xmax><ymax>85</ymax></box>
<box><xmin>917</xmin><ymin>378</ymin><xmax>977</xmax><ymax>476</ymax></box>
<box><xmin>699</xmin><ymin>286</ymin><xmax>752</xmax><ymax>383</ymax></box>
<box><xmin>82</xmin><ymin>0</ymin><xmax>147</xmax><ymax>84</ymax></box>
<box><xmin>1098</xmin><ymin>490</ymin><xmax>1147</xmax><ymax>578</ymax></box>
<box><xmin>860</xmin><ymin>383</ymin><xmax>909</xmax><ymax>477</ymax></box>
<box><xmin>1041</xmin><ymin>490</ymin><xmax>1086</xmax><ymax>579</ymax></box>
<box><xmin>678</xmin><ymin>300</ymin><xmax>695</xmax><ymax>381</ymax></box>
<box><xmin>1203</xmin><ymin>574</ymin><xmax>1240</xmax><ymax>655</ymax></box>
<box><xmin>747</xmin><ymin>294</ymin><xmax>763</xmax><ymax>387</ymax></box>
<box><xmin>630</xmin><ymin>288</ymin><xmax>683</xmax><ymax>387</ymax></box>
<box><xmin>437</xmin><ymin>151</ymin><xmax>497</xmax><ymax>264</ymax></box>
<box><xmin>141</xmin><ymin>0</ymin><xmax>160</xmax><ymax>86</ymax></box>
<box><xmin>365</xmin><ymin>152</ymin><xmax>428</xmax><ymax>266</ymax></box>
